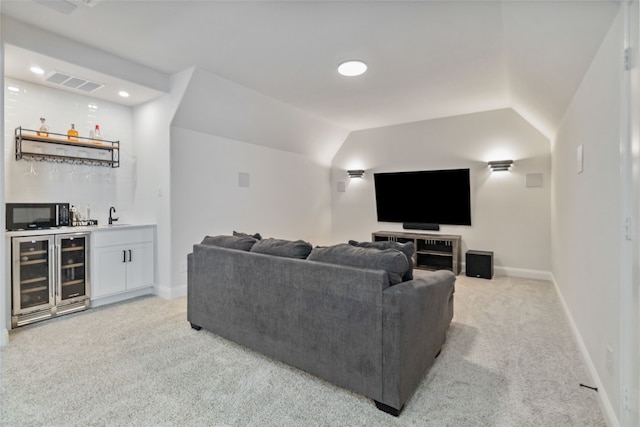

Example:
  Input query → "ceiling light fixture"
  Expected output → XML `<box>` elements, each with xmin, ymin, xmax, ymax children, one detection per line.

<box><xmin>30</xmin><ymin>66</ymin><xmax>44</xmax><ymax>75</ymax></box>
<box><xmin>118</xmin><ymin>91</ymin><xmax>130</xmax><ymax>98</ymax></box>
<box><xmin>338</xmin><ymin>60</ymin><xmax>367</xmax><ymax>77</ymax></box>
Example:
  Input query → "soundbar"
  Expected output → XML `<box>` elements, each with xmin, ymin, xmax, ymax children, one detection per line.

<box><xmin>403</xmin><ymin>222</ymin><xmax>440</xmax><ymax>231</ymax></box>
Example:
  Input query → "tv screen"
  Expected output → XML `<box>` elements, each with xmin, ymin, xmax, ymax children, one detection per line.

<box><xmin>373</xmin><ymin>168</ymin><xmax>471</xmax><ymax>226</ymax></box>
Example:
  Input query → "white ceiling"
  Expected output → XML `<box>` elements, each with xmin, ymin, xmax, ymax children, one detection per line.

<box><xmin>1</xmin><ymin>0</ymin><xmax>621</xmax><ymax>137</ymax></box>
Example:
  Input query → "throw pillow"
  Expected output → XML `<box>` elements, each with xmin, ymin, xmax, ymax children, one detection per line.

<box><xmin>200</xmin><ymin>235</ymin><xmax>257</xmax><ymax>251</ymax></box>
<box><xmin>233</xmin><ymin>230</ymin><xmax>263</xmax><ymax>240</ymax></box>
<box><xmin>249</xmin><ymin>237</ymin><xmax>313</xmax><ymax>259</ymax></box>
<box><xmin>348</xmin><ymin>240</ymin><xmax>414</xmax><ymax>281</ymax></box>
<box><xmin>308</xmin><ymin>243</ymin><xmax>409</xmax><ymax>285</ymax></box>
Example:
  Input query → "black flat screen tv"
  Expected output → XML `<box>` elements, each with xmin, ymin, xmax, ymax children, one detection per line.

<box><xmin>373</xmin><ymin>168</ymin><xmax>471</xmax><ymax>226</ymax></box>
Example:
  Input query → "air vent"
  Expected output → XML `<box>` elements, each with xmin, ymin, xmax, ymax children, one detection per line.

<box><xmin>77</xmin><ymin>81</ymin><xmax>103</xmax><ymax>92</ymax></box>
<box><xmin>45</xmin><ymin>71</ymin><xmax>104</xmax><ymax>93</ymax></box>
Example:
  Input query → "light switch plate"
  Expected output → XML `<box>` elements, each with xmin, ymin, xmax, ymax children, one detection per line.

<box><xmin>239</xmin><ymin>172</ymin><xmax>250</xmax><ymax>188</ymax></box>
<box><xmin>577</xmin><ymin>144</ymin><xmax>584</xmax><ymax>174</ymax></box>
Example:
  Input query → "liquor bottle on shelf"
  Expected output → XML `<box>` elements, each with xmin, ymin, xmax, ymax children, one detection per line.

<box><xmin>67</xmin><ymin>124</ymin><xmax>78</xmax><ymax>142</ymax></box>
<box><xmin>93</xmin><ymin>125</ymin><xmax>102</xmax><ymax>141</ymax></box>
<box><xmin>37</xmin><ymin>117</ymin><xmax>49</xmax><ymax>137</ymax></box>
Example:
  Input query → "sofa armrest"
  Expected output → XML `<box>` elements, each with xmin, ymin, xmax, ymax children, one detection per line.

<box><xmin>381</xmin><ymin>270</ymin><xmax>455</xmax><ymax>411</ymax></box>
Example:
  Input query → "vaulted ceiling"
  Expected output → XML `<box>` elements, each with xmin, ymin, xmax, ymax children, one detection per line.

<box><xmin>1</xmin><ymin>0</ymin><xmax>621</xmax><ymax>139</ymax></box>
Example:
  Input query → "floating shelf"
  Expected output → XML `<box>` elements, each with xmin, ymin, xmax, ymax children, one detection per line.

<box><xmin>15</xmin><ymin>126</ymin><xmax>119</xmax><ymax>168</ymax></box>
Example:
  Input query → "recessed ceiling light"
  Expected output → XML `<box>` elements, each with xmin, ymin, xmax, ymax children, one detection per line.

<box><xmin>118</xmin><ymin>91</ymin><xmax>130</xmax><ymax>98</ymax></box>
<box><xmin>30</xmin><ymin>66</ymin><xmax>44</xmax><ymax>75</ymax></box>
<box><xmin>8</xmin><ymin>85</ymin><xmax>20</xmax><ymax>93</ymax></box>
<box><xmin>338</xmin><ymin>60</ymin><xmax>367</xmax><ymax>77</ymax></box>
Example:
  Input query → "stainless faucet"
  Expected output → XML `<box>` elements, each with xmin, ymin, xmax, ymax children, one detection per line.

<box><xmin>108</xmin><ymin>206</ymin><xmax>119</xmax><ymax>225</ymax></box>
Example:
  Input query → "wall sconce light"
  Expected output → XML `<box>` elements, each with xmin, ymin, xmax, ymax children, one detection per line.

<box><xmin>488</xmin><ymin>160</ymin><xmax>513</xmax><ymax>172</ymax></box>
<box><xmin>347</xmin><ymin>169</ymin><xmax>365</xmax><ymax>178</ymax></box>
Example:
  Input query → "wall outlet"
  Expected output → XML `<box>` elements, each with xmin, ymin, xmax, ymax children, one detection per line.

<box><xmin>623</xmin><ymin>387</ymin><xmax>638</xmax><ymax>412</ymax></box>
<box><xmin>624</xmin><ymin>387</ymin><xmax>630</xmax><ymax>410</ymax></box>
<box><xmin>606</xmin><ymin>345</ymin><xmax>614</xmax><ymax>375</ymax></box>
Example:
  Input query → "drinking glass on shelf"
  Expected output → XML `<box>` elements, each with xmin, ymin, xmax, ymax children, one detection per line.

<box><xmin>70</xmin><ymin>150</ymin><xmax>82</xmax><ymax>182</ymax></box>
<box><xmin>75</xmin><ymin>150</ymin><xmax>92</xmax><ymax>183</ymax></box>
<box><xmin>97</xmin><ymin>150</ymin><xmax>113</xmax><ymax>183</ymax></box>
<box><xmin>24</xmin><ymin>146</ymin><xmax>44</xmax><ymax>175</ymax></box>
<box><xmin>104</xmin><ymin>167</ymin><xmax>114</xmax><ymax>184</ymax></box>
<box><xmin>24</xmin><ymin>162</ymin><xmax>38</xmax><ymax>176</ymax></box>
<box><xmin>48</xmin><ymin>165</ymin><xmax>59</xmax><ymax>181</ymax></box>
<box><xmin>70</xmin><ymin>162</ymin><xmax>79</xmax><ymax>182</ymax></box>
<box><xmin>49</xmin><ymin>147</ymin><xmax>66</xmax><ymax>181</ymax></box>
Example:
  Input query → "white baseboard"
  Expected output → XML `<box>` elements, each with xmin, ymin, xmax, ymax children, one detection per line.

<box><xmin>155</xmin><ymin>283</ymin><xmax>187</xmax><ymax>300</ymax></box>
<box><xmin>461</xmin><ymin>263</ymin><xmax>553</xmax><ymax>281</ymax></box>
<box><xmin>91</xmin><ymin>287</ymin><xmax>154</xmax><ymax>308</ymax></box>
<box><xmin>0</xmin><ymin>328</ymin><xmax>8</xmax><ymax>347</ymax></box>
<box><xmin>494</xmin><ymin>266</ymin><xmax>553</xmax><ymax>281</ymax></box>
<box><xmin>550</xmin><ymin>274</ymin><xmax>618</xmax><ymax>427</ymax></box>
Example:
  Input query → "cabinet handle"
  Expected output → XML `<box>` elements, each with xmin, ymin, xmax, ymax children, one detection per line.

<box><xmin>122</xmin><ymin>250</ymin><xmax>126</xmax><ymax>263</ymax></box>
<box><xmin>55</xmin><ymin>244</ymin><xmax>61</xmax><ymax>298</ymax></box>
<box><xmin>128</xmin><ymin>250</ymin><xmax>132</xmax><ymax>262</ymax></box>
<box><xmin>49</xmin><ymin>245</ymin><xmax>56</xmax><ymax>299</ymax></box>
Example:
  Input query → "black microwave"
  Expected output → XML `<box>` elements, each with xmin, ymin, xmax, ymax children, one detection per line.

<box><xmin>6</xmin><ymin>203</ymin><xmax>70</xmax><ymax>231</ymax></box>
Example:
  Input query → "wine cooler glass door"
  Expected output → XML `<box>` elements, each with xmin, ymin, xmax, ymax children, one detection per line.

<box><xmin>12</xmin><ymin>236</ymin><xmax>55</xmax><ymax>315</ymax></box>
<box><xmin>57</xmin><ymin>234</ymin><xmax>88</xmax><ymax>304</ymax></box>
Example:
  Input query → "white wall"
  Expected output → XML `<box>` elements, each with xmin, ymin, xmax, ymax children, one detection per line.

<box><xmin>331</xmin><ymin>108</ymin><xmax>551</xmax><ymax>276</ymax></box>
<box><xmin>170</xmin><ymin>126</ymin><xmax>333</xmax><ymax>290</ymax></box>
<box><xmin>166</xmin><ymin>66</ymin><xmax>342</xmax><ymax>291</ymax></box>
<box><xmin>132</xmin><ymin>67</ymin><xmax>193</xmax><ymax>298</ymax></box>
<box><xmin>4</xmin><ymin>77</ymin><xmax>135</xmax><ymax>225</ymax></box>
<box><xmin>172</xmin><ymin>68</ymin><xmax>349</xmax><ymax>166</ymax></box>
<box><xmin>551</xmin><ymin>9</ymin><xmax>623</xmax><ymax>425</ymax></box>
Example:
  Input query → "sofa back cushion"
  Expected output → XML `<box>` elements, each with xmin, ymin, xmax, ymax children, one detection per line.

<box><xmin>249</xmin><ymin>237</ymin><xmax>313</xmax><ymax>259</ymax></box>
<box><xmin>308</xmin><ymin>243</ymin><xmax>409</xmax><ymax>285</ymax></box>
<box><xmin>233</xmin><ymin>230</ymin><xmax>263</xmax><ymax>240</ymax></box>
<box><xmin>348</xmin><ymin>240</ymin><xmax>414</xmax><ymax>282</ymax></box>
<box><xmin>201</xmin><ymin>235</ymin><xmax>258</xmax><ymax>251</ymax></box>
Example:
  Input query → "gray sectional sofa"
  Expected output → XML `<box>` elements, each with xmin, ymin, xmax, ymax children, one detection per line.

<box><xmin>187</xmin><ymin>234</ymin><xmax>455</xmax><ymax>416</ymax></box>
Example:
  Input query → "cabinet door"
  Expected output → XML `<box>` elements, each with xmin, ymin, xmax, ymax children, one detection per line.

<box><xmin>57</xmin><ymin>234</ymin><xmax>88</xmax><ymax>303</ymax></box>
<box><xmin>12</xmin><ymin>236</ymin><xmax>55</xmax><ymax>314</ymax></box>
<box><xmin>125</xmin><ymin>242</ymin><xmax>154</xmax><ymax>290</ymax></box>
<box><xmin>92</xmin><ymin>246</ymin><xmax>127</xmax><ymax>298</ymax></box>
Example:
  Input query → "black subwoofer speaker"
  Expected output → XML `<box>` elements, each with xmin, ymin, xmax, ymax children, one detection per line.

<box><xmin>466</xmin><ymin>250</ymin><xmax>494</xmax><ymax>279</ymax></box>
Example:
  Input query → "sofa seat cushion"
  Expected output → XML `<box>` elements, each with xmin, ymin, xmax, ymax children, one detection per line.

<box><xmin>349</xmin><ymin>240</ymin><xmax>414</xmax><ymax>281</ymax></box>
<box><xmin>249</xmin><ymin>237</ymin><xmax>313</xmax><ymax>259</ymax></box>
<box><xmin>201</xmin><ymin>234</ymin><xmax>258</xmax><ymax>251</ymax></box>
<box><xmin>308</xmin><ymin>243</ymin><xmax>409</xmax><ymax>285</ymax></box>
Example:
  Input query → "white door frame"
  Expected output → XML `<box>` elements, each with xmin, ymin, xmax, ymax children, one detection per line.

<box><xmin>621</xmin><ymin>1</ymin><xmax>640</xmax><ymax>426</ymax></box>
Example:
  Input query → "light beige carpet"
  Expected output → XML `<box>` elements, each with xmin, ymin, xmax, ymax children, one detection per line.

<box><xmin>0</xmin><ymin>273</ymin><xmax>606</xmax><ymax>426</ymax></box>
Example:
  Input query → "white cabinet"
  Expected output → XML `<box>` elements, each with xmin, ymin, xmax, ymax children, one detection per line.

<box><xmin>91</xmin><ymin>226</ymin><xmax>155</xmax><ymax>305</ymax></box>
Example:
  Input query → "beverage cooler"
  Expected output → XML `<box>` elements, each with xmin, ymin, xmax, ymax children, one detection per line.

<box><xmin>11</xmin><ymin>232</ymin><xmax>90</xmax><ymax>327</ymax></box>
